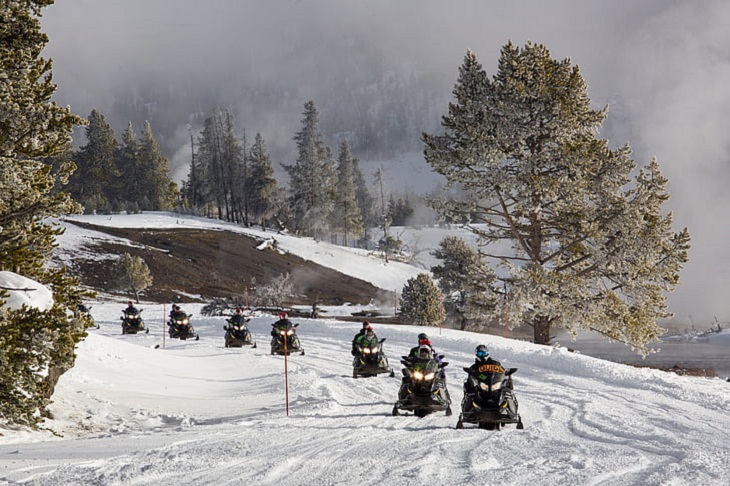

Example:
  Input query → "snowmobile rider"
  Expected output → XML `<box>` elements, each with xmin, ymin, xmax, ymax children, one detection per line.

<box><xmin>169</xmin><ymin>304</ymin><xmax>186</xmax><ymax>320</ymax></box>
<box><xmin>353</xmin><ymin>325</ymin><xmax>378</xmax><ymax>352</ymax></box>
<box><xmin>229</xmin><ymin>307</ymin><xmax>248</xmax><ymax>326</ymax></box>
<box><xmin>124</xmin><ymin>300</ymin><xmax>139</xmax><ymax>315</ymax></box>
<box><xmin>351</xmin><ymin>321</ymin><xmax>372</xmax><ymax>355</ymax></box>
<box><xmin>406</xmin><ymin>333</ymin><xmax>445</xmax><ymax>377</ymax></box>
<box><xmin>463</xmin><ymin>345</ymin><xmax>508</xmax><ymax>394</ymax></box>
<box><xmin>271</xmin><ymin>311</ymin><xmax>293</xmax><ymax>337</ymax></box>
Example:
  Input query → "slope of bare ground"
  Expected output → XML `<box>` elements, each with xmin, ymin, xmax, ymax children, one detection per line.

<box><xmin>65</xmin><ymin>221</ymin><xmax>392</xmax><ymax>307</ymax></box>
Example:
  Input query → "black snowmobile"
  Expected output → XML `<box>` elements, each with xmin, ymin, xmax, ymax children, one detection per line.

<box><xmin>121</xmin><ymin>309</ymin><xmax>149</xmax><ymax>334</ymax></box>
<box><xmin>223</xmin><ymin>317</ymin><xmax>256</xmax><ymax>348</ymax></box>
<box><xmin>392</xmin><ymin>355</ymin><xmax>452</xmax><ymax>417</ymax></box>
<box><xmin>168</xmin><ymin>313</ymin><xmax>199</xmax><ymax>340</ymax></box>
<box><xmin>456</xmin><ymin>365</ymin><xmax>524</xmax><ymax>430</ymax></box>
<box><xmin>270</xmin><ymin>322</ymin><xmax>304</xmax><ymax>355</ymax></box>
<box><xmin>352</xmin><ymin>338</ymin><xmax>394</xmax><ymax>378</ymax></box>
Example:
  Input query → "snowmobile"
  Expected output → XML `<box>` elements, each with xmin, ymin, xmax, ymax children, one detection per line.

<box><xmin>223</xmin><ymin>317</ymin><xmax>256</xmax><ymax>348</ymax></box>
<box><xmin>121</xmin><ymin>309</ymin><xmax>149</xmax><ymax>334</ymax></box>
<box><xmin>456</xmin><ymin>365</ymin><xmax>524</xmax><ymax>430</ymax></box>
<box><xmin>75</xmin><ymin>304</ymin><xmax>98</xmax><ymax>329</ymax></box>
<box><xmin>352</xmin><ymin>338</ymin><xmax>394</xmax><ymax>378</ymax></box>
<box><xmin>168</xmin><ymin>313</ymin><xmax>199</xmax><ymax>340</ymax></box>
<box><xmin>270</xmin><ymin>321</ymin><xmax>304</xmax><ymax>355</ymax></box>
<box><xmin>392</xmin><ymin>355</ymin><xmax>452</xmax><ymax>417</ymax></box>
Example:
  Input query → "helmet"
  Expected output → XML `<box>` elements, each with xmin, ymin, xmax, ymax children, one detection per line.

<box><xmin>362</xmin><ymin>321</ymin><xmax>370</xmax><ymax>328</ymax></box>
<box><xmin>365</xmin><ymin>326</ymin><xmax>374</xmax><ymax>334</ymax></box>
<box><xmin>127</xmin><ymin>300</ymin><xmax>133</xmax><ymax>305</ymax></box>
<box><xmin>278</xmin><ymin>311</ymin><xmax>288</xmax><ymax>319</ymax></box>
<box><xmin>235</xmin><ymin>307</ymin><xmax>242</xmax><ymax>314</ymax></box>
<box><xmin>475</xmin><ymin>344</ymin><xmax>489</xmax><ymax>358</ymax></box>
<box><xmin>417</xmin><ymin>333</ymin><xmax>428</xmax><ymax>341</ymax></box>
<box><xmin>173</xmin><ymin>304</ymin><xmax>180</xmax><ymax>310</ymax></box>
<box><xmin>418</xmin><ymin>345</ymin><xmax>432</xmax><ymax>359</ymax></box>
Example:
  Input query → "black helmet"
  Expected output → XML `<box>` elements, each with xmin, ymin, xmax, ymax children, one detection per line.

<box><xmin>417</xmin><ymin>333</ymin><xmax>428</xmax><ymax>341</ymax></box>
<box><xmin>475</xmin><ymin>344</ymin><xmax>489</xmax><ymax>358</ymax></box>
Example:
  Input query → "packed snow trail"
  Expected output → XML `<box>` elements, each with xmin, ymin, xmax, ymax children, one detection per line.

<box><xmin>1</xmin><ymin>303</ymin><xmax>729</xmax><ymax>485</ymax></box>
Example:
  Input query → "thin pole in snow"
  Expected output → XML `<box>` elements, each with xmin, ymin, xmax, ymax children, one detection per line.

<box><xmin>163</xmin><ymin>303</ymin><xmax>166</xmax><ymax>348</ymax></box>
<box><xmin>284</xmin><ymin>331</ymin><xmax>290</xmax><ymax>416</ymax></box>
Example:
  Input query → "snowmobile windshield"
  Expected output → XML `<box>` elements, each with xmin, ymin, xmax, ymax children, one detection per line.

<box><xmin>475</xmin><ymin>363</ymin><xmax>506</xmax><ymax>387</ymax></box>
<box><xmin>410</xmin><ymin>359</ymin><xmax>439</xmax><ymax>381</ymax></box>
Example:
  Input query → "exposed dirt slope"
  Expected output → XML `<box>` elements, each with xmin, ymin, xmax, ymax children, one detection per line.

<box><xmin>67</xmin><ymin>221</ymin><xmax>391</xmax><ymax>307</ymax></box>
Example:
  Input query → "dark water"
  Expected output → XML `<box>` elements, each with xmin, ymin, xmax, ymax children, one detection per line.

<box><xmin>553</xmin><ymin>330</ymin><xmax>730</xmax><ymax>379</ymax></box>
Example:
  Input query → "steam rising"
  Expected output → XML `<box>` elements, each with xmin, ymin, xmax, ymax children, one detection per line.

<box><xmin>40</xmin><ymin>0</ymin><xmax>730</xmax><ymax>324</ymax></box>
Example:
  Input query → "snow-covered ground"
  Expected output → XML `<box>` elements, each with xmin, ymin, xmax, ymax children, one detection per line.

<box><xmin>1</xmin><ymin>212</ymin><xmax>730</xmax><ymax>484</ymax></box>
<box><xmin>1</xmin><ymin>302</ymin><xmax>729</xmax><ymax>485</ymax></box>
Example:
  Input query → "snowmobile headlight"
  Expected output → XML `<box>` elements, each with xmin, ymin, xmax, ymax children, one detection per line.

<box><xmin>412</xmin><ymin>371</ymin><xmax>424</xmax><ymax>380</ymax></box>
<box><xmin>479</xmin><ymin>382</ymin><xmax>489</xmax><ymax>391</ymax></box>
<box><xmin>424</xmin><ymin>372</ymin><xmax>435</xmax><ymax>381</ymax></box>
<box><xmin>286</xmin><ymin>330</ymin><xmax>294</xmax><ymax>336</ymax></box>
<box><xmin>362</xmin><ymin>348</ymin><xmax>372</xmax><ymax>354</ymax></box>
<box><xmin>491</xmin><ymin>381</ymin><xmax>502</xmax><ymax>391</ymax></box>
<box><xmin>182</xmin><ymin>319</ymin><xmax>189</xmax><ymax>325</ymax></box>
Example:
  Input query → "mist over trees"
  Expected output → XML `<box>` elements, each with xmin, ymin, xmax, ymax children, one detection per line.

<box><xmin>423</xmin><ymin>42</ymin><xmax>690</xmax><ymax>352</ymax></box>
<box><xmin>66</xmin><ymin>111</ymin><xmax>177</xmax><ymax>213</ymax></box>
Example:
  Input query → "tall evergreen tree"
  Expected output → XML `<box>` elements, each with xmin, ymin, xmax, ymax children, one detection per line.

<box><xmin>195</xmin><ymin>109</ymin><xmax>243</xmax><ymax>222</ymax></box>
<box><xmin>334</xmin><ymin>141</ymin><xmax>363</xmax><ymax>245</ymax></box>
<box><xmin>352</xmin><ymin>158</ymin><xmax>376</xmax><ymax>230</ymax></box>
<box><xmin>68</xmin><ymin>109</ymin><xmax>118</xmax><ymax>213</ymax></box>
<box><xmin>0</xmin><ymin>0</ymin><xmax>90</xmax><ymax>427</ymax></box>
<box><xmin>181</xmin><ymin>125</ymin><xmax>208</xmax><ymax>214</ymax></box>
<box><xmin>116</xmin><ymin>121</ymin><xmax>141</xmax><ymax>210</ymax></box>
<box><xmin>399</xmin><ymin>273</ymin><xmax>445</xmax><ymax>327</ymax></box>
<box><xmin>431</xmin><ymin>236</ymin><xmax>498</xmax><ymax>331</ymax></box>
<box><xmin>423</xmin><ymin>43</ymin><xmax>690</xmax><ymax>352</ymax></box>
<box><xmin>283</xmin><ymin>101</ymin><xmax>337</xmax><ymax>238</ymax></box>
<box><xmin>247</xmin><ymin>132</ymin><xmax>278</xmax><ymax>230</ymax></box>
<box><xmin>137</xmin><ymin>120</ymin><xmax>177</xmax><ymax>211</ymax></box>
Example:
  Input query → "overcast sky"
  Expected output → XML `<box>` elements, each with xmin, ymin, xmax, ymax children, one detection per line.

<box><xmin>39</xmin><ymin>0</ymin><xmax>730</xmax><ymax>325</ymax></box>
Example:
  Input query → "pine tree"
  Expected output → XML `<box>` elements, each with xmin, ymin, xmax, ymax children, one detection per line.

<box><xmin>398</xmin><ymin>273</ymin><xmax>445</xmax><ymax>327</ymax></box>
<box><xmin>423</xmin><ymin>43</ymin><xmax>690</xmax><ymax>352</ymax></box>
<box><xmin>138</xmin><ymin>121</ymin><xmax>177</xmax><ymax>211</ymax></box>
<box><xmin>112</xmin><ymin>253</ymin><xmax>153</xmax><ymax>302</ymax></box>
<box><xmin>283</xmin><ymin>101</ymin><xmax>337</xmax><ymax>238</ymax></box>
<box><xmin>196</xmin><ymin>109</ymin><xmax>243</xmax><ymax>222</ymax></box>
<box><xmin>68</xmin><ymin>109</ymin><xmax>119</xmax><ymax>213</ymax></box>
<box><xmin>115</xmin><ymin>121</ymin><xmax>140</xmax><ymax>210</ymax></box>
<box><xmin>0</xmin><ymin>0</ymin><xmax>90</xmax><ymax>427</ymax></box>
<box><xmin>352</xmin><ymin>158</ymin><xmax>376</xmax><ymax>230</ymax></box>
<box><xmin>182</xmin><ymin>125</ymin><xmax>208</xmax><ymax>214</ymax></box>
<box><xmin>431</xmin><ymin>236</ymin><xmax>498</xmax><ymax>330</ymax></box>
<box><xmin>334</xmin><ymin>141</ymin><xmax>364</xmax><ymax>245</ymax></box>
<box><xmin>247</xmin><ymin>132</ymin><xmax>278</xmax><ymax>230</ymax></box>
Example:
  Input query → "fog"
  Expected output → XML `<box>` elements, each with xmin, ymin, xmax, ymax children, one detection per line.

<box><xmin>39</xmin><ymin>0</ymin><xmax>730</xmax><ymax>325</ymax></box>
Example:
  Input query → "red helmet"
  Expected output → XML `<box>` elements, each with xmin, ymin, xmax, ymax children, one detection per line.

<box><xmin>127</xmin><ymin>300</ymin><xmax>133</xmax><ymax>305</ymax></box>
<box><xmin>366</xmin><ymin>326</ymin><xmax>374</xmax><ymax>333</ymax></box>
<box><xmin>362</xmin><ymin>321</ymin><xmax>370</xmax><ymax>328</ymax></box>
<box><xmin>279</xmin><ymin>311</ymin><xmax>288</xmax><ymax>319</ymax></box>
<box><xmin>235</xmin><ymin>308</ymin><xmax>243</xmax><ymax>314</ymax></box>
